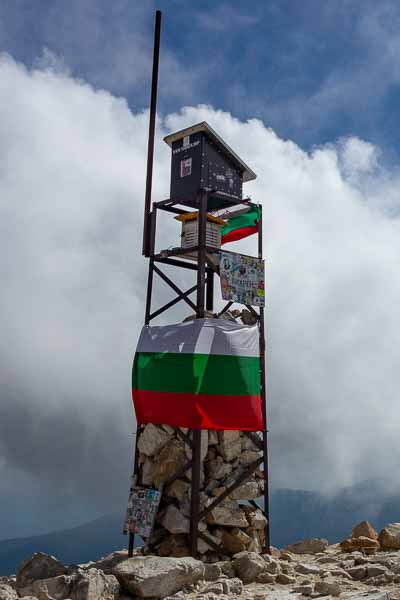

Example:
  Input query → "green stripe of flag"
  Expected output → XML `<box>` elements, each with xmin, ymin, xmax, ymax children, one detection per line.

<box><xmin>134</xmin><ymin>352</ymin><xmax>260</xmax><ymax>396</ymax></box>
<box><xmin>221</xmin><ymin>204</ymin><xmax>261</xmax><ymax>239</ymax></box>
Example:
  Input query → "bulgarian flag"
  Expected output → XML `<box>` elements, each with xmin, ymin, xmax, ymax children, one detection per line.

<box><xmin>221</xmin><ymin>203</ymin><xmax>261</xmax><ymax>245</ymax></box>
<box><xmin>132</xmin><ymin>318</ymin><xmax>263</xmax><ymax>431</ymax></box>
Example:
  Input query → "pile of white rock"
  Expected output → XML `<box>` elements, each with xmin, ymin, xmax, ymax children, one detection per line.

<box><xmin>136</xmin><ymin>424</ymin><xmax>267</xmax><ymax>560</ymax></box>
<box><xmin>4</xmin><ymin>522</ymin><xmax>400</xmax><ymax>600</ymax></box>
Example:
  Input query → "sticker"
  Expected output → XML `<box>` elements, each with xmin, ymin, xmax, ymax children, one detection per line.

<box><xmin>180</xmin><ymin>158</ymin><xmax>192</xmax><ymax>178</ymax></box>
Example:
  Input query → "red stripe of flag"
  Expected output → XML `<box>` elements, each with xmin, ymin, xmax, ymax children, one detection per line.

<box><xmin>132</xmin><ymin>389</ymin><xmax>264</xmax><ymax>431</ymax></box>
<box><xmin>221</xmin><ymin>223</ymin><xmax>259</xmax><ymax>245</ymax></box>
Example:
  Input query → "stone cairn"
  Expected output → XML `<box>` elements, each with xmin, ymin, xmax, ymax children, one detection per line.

<box><xmin>137</xmin><ymin>423</ymin><xmax>267</xmax><ymax>560</ymax></box>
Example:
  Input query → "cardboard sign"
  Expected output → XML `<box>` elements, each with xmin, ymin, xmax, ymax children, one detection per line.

<box><xmin>219</xmin><ymin>250</ymin><xmax>265</xmax><ymax>307</ymax></box>
<box><xmin>123</xmin><ymin>483</ymin><xmax>161</xmax><ymax>539</ymax></box>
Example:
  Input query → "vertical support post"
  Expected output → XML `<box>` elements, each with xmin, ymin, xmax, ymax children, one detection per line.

<box><xmin>129</xmin><ymin>207</ymin><xmax>157</xmax><ymax>554</ymax></box>
<box><xmin>142</xmin><ymin>10</ymin><xmax>161</xmax><ymax>257</ymax></box>
<box><xmin>258</xmin><ymin>204</ymin><xmax>270</xmax><ymax>553</ymax></box>
<box><xmin>128</xmin><ymin>425</ymin><xmax>143</xmax><ymax>557</ymax></box>
<box><xmin>206</xmin><ymin>269</ymin><xmax>214</xmax><ymax>312</ymax></box>
<box><xmin>196</xmin><ymin>191</ymin><xmax>207</xmax><ymax>318</ymax></box>
<box><xmin>190</xmin><ymin>191</ymin><xmax>208</xmax><ymax>557</ymax></box>
<box><xmin>145</xmin><ymin>208</ymin><xmax>157</xmax><ymax>324</ymax></box>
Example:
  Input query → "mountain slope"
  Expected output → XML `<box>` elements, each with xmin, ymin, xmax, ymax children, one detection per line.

<box><xmin>1</xmin><ymin>482</ymin><xmax>399</xmax><ymax>576</ymax></box>
<box><xmin>0</xmin><ymin>513</ymin><xmax>128</xmax><ymax>576</ymax></box>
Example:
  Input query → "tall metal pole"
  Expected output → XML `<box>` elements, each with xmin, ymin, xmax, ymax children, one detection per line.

<box><xmin>258</xmin><ymin>204</ymin><xmax>271</xmax><ymax>552</ymax></box>
<box><xmin>142</xmin><ymin>10</ymin><xmax>162</xmax><ymax>257</ymax></box>
<box><xmin>190</xmin><ymin>191</ymin><xmax>208</xmax><ymax>557</ymax></box>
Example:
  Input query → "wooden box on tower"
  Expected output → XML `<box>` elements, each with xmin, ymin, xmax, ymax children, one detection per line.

<box><xmin>164</xmin><ymin>121</ymin><xmax>257</xmax><ymax>210</ymax></box>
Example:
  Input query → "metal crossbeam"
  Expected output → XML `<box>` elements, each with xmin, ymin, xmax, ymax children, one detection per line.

<box><xmin>198</xmin><ymin>457</ymin><xmax>263</xmax><ymax>520</ymax></box>
<box><xmin>198</xmin><ymin>531</ymin><xmax>222</xmax><ymax>554</ymax></box>
<box><xmin>243</xmin><ymin>431</ymin><xmax>263</xmax><ymax>450</ymax></box>
<box><xmin>153</xmin><ymin>264</ymin><xmax>197</xmax><ymax>311</ymax></box>
<box><xmin>149</xmin><ymin>283</ymin><xmax>197</xmax><ymax>321</ymax></box>
<box><xmin>217</xmin><ymin>301</ymin><xmax>233</xmax><ymax>317</ymax></box>
<box><xmin>163</xmin><ymin>459</ymin><xmax>193</xmax><ymax>488</ymax></box>
<box><xmin>175</xmin><ymin>427</ymin><xmax>193</xmax><ymax>449</ymax></box>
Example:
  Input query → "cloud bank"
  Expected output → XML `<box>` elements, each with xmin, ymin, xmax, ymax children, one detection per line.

<box><xmin>1</xmin><ymin>55</ymin><xmax>400</xmax><ymax>534</ymax></box>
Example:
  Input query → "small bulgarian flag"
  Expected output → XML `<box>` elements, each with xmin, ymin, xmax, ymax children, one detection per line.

<box><xmin>132</xmin><ymin>318</ymin><xmax>263</xmax><ymax>431</ymax></box>
<box><xmin>221</xmin><ymin>203</ymin><xmax>261</xmax><ymax>245</ymax></box>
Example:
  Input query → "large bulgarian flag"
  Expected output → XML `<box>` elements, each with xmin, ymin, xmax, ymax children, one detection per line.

<box><xmin>221</xmin><ymin>203</ymin><xmax>261</xmax><ymax>245</ymax></box>
<box><xmin>132</xmin><ymin>318</ymin><xmax>263</xmax><ymax>431</ymax></box>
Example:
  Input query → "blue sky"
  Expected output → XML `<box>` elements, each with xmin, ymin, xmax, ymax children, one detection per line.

<box><xmin>3</xmin><ymin>1</ymin><xmax>400</xmax><ymax>541</ymax></box>
<box><xmin>3</xmin><ymin>0</ymin><xmax>400</xmax><ymax>158</ymax></box>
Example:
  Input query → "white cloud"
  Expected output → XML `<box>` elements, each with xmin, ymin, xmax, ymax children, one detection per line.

<box><xmin>1</xmin><ymin>54</ymin><xmax>400</xmax><ymax>529</ymax></box>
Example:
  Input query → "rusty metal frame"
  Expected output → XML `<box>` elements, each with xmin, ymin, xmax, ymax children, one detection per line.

<box><xmin>129</xmin><ymin>193</ymin><xmax>270</xmax><ymax>557</ymax></box>
<box><xmin>130</xmin><ymin>10</ymin><xmax>269</xmax><ymax>558</ymax></box>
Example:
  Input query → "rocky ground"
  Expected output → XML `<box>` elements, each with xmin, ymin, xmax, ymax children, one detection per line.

<box><xmin>2</xmin><ymin>521</ymin><xmax>400</xmax><ymax>600</ymax></box>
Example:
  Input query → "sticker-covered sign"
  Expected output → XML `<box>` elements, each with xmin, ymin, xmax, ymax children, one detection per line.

<box><xmin>219</xmin><ymin>250</ymin><xmax>265</xmax><ymax>307</ymax></box>
<box><xmin>123</xmin><ymin>483</ymin><xmax>161</xmax><ymax>539</ymax></box>
<box><xmin>180</xmin><ymin>158</ymin><xmax>192</xmax><ymax>177</ymax></box>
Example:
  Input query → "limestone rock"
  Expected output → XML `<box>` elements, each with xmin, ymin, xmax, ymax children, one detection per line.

<box><xmin>218</xmin><ymin>431</ymin><xmax>242</xmax><ymax>462</ymax></box>
<box><xmin>295</xmin><ymin>563</ymin><xmax>321</xmax><ymax>575</ymax></box>
<box><xmin>141</xmin><ymin>457</ymin><xmax>156</xmax><ymax>486</ymax></box>
<box><xmin>239</xmin><ymin>451</ymin><xmax>260</xmax><ymax>465</ymax></box>
<box><xmin>315</xmin><ymin>579</ymin><xmax>341</xmax><ymax>596</ymax></box>
<box><xmin>152</xmin><ymin>439</ymin><xmax>187</xmax><ymax>487</ymax></box>
<box><xmin>208</xmin><ymin>430</ymin><xmax>219</xmax><ymax>446</ymax></box>
<box><xmin>292</xmin><ymin>584</ymin><xmax>313</xmax><ymax>596</ymax></box>
<box><xmin>256</xmin><ymin>572</ymin><xmax>277</xmax><ymax>583</ymax></box>
<box><xmin>166</xmin><ymin>480</ymin><xmax>190</xmax><ymax>501</ymax></box>
<box><xmin>262</xmin><ymin>554</ymin><xmax>280</xmax><ymax>575</ymax></box>
<box><xmin>379</xmin><ymin>523</ymin><xmax>400</xmax><ymax>549</ymax></box>
<box><xmin>329</xmin><ymin>568</ymin><xmax>352</xmax><ymax>580</ymax></box>
<box><xmin>352</xmin><ymin>521</ymin><xmax>378</xmax><ymax>540</ymax></box>
<box><xmin>72</xmin><ymin>569</ymin><xmax>120</xmax><ymax>600</ymax></box>
<box><xmin>138</xmin><ymin>424</ymin><xmax>170</xmax><ymax>457</ymax></box>
<box><xmin>206</xmin><ymin>502</ymin><xmax>248</xmax><ymax>528</ymax></box>
<box><xmin>221</xmin><ymin>528</ymin><xmax>251</xmax><ymax>555</ymax></box>
<box><xmin>17</xmin><ymin>553</ymin><xmax>67</xmax><ymax>589</ymax></box>
<box><xmin>220</xmin><ymin>577</ymin><xmax>243</xmax><ymax>595</ymax></box>
<box><xmin>0</xmin><ymin>584</ymin><xmax>18</xmax><ymax>600</ymax></box>
<box><xmin>346</xmin><ymin>565</ymin><xmax>367</xmax><ymax>580</ymax></box>
<box><xmin>341</xmin><ymin>536</ymin><xmax>380</xmax><ymax>553</ymax></box>
<box><xmin>367</xmin><ymin>564</ymin><xmax>389</xmax><ymax>578</ymax></box>
<box><xmin>19</xmin><ymin>574</ymin><xmax>72</xmax><ymax>599</ymax></box>
<box><xmin>202</xmin><ymin>563</ymin><xmax>221</xmax><ymax>581</ymax></box>
<box><xmin>277</xmin><ymin>573</ymin><xmax>296</xmax><ymax>584</ymax></box>
<box><xmin>19</xmin><ymin>569</ymin><xmax>119</xmax><ymax>600</ymax></box>
<box><xmin>233</xmin><ymin>551</ymin><xmax>266</xmax><ymax>584</ymax></box>
<box><xmin>230</xmin><ymin>480</ymin><xmax>263</xmax><ymax>500</ymax></box>
<box><xmin>160</xmin><ymin>504</ymin><xmax>190</xmax><ymax>534</ymax></box>
<box><xmin>205</xmin><ymin>456</ymin><xmax>232</xmax><ymax>480</ymax></box>
<box><xmin>247</xmin><ymin>529</ymin><xmax>263</xmax><ymax>553</ymax></box>
<box><xmin>285</xmin><ymin>538</ymin><xmax>328</xmax><ymax>555</ymax></box>
<box><xmin>197</xmin><ymin>532</ymin><xmax>221</xmax><ymax>555</ymax></box>
<box><xmin>113</xmin><ymin>555</ymin><xmax>204</xmax><ymax>598</ymax></box>
<box><xmin>91</xmin><ymin>551</ymin><xmax>128</xmax><ymax>575</ymax></box>
<box><xmin>244</xmin><ymin>506</ymin><xmax>268</xmax><ymax>529</ymax></box>
<box><xmin>342</xmin><ymin>593</ymin><xmax>389</xmax><ymax>600</ymax></box>
<box><xmin>158</xmin><ymin>534</ymin><xmax>190</xmax><ymax>558</ymax></box>
<box><xmin>241</xmin><ymin>434</ymin><xmax>262</xmax><ymax>452</ymax></box>
<box><xmin>241</xmin><ymin>309</ymin><xmax>258</xmax><ymax>325</ymax></box>
<box><xmin>215</xmin><ymin>560</ymin><xmax>236</xmax><ymax>579</ymax></box>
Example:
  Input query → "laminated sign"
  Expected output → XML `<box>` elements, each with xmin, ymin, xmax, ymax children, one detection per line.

<box><xmin>123</xmin><ymin>484</ymin><xmax>161</xmax><ymax>539</ymax></box>
<box><xmin>219</xmin><ymin>251</ymin><xmax>265</xmax><ymax>307</ymax></box>
<box><xmin>132</xmin><ymin>318</ymin><xmax>263</xmax><ymax>431</ymax></box>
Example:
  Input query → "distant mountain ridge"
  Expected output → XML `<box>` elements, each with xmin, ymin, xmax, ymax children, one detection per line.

<box><xmin>1</xmin><ymin>481</ymin><xmax>400</xmax><ymax>576</ymax></box>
